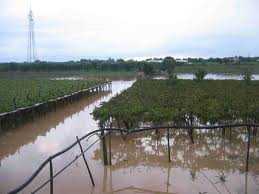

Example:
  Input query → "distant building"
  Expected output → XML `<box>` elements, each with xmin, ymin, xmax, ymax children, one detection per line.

<box><xmin>176</xmin><ymin>58</ymin><xmax>188</xmax><ymax>63</ymax></box>
<box><xmin>146</xmin><ymin>58</ymin><xmax>163</xmax><ymax>63</ymax></box>
<box><xmin>146</xmin><ymin>58</ymin><xmax>191</xmax><ymax>64</ymax></box>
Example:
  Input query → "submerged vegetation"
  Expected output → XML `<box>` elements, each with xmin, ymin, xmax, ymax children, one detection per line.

<box><xmin>0</xmin><ymin>79</ymin><xmax>101</xmax><ymax>113</ymax></box>
<box><xmin>93</xmin><ymin>79</ymin><xmax>259</xmax><ymax>128</ymax></box>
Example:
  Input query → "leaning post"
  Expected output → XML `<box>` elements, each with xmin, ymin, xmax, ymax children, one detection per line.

<box><xmin>76</xmin><ymin>136</ymin><xmax>95</xmax><ymax>186</ymax></box>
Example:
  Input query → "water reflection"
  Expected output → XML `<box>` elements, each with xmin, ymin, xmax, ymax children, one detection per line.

<box><xmin>0</xmin><ymin>80</ymin><xmax>135</xmax><ymax>194</ymax></box>
<box><xmin>91</xmin><ymin>129</ymin><xmax>259</xmax><ymax>194</ymax></box>
<box><xmin>1</xmin><ymin>80</ymin><xmax>259</xmax><ymax>194</ymax></box>
<box><xmin>0</xmin><ymin>93</ymin><xmax>108</xmax><ymax>161</ymax></box>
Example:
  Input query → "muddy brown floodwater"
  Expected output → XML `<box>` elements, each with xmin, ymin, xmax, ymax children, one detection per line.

<box><xmin>1</xmin><ymin>80</ymin><xmax>259</xmax><ymax>194</ymax></box>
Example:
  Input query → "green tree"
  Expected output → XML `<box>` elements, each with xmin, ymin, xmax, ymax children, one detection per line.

<box><xmin>194</xmin><ymin>69</ymin><xmax>207</xmax><ymax>81</ymax></box>
<box><xmin>162</xmin><ymin>56</ymin><xmax>176</xmax><ymax>75</ymax></box>
<box><xmin>143</xmin><ymin>63</ymin><xmax>154</xmax><ymax>77</ymax></box>
<box><xmin>242</xmin><ymin>69</ymin><xmax>253</xmax><ymax>85</ymax></box>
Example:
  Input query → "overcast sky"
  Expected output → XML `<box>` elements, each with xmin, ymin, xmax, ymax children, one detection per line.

<box><xmin>0</xmin><ymin>0</ymin><xmax>259</xmax><ymax>62</ymax></box>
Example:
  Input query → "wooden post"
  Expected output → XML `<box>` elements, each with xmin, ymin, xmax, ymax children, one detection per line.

<box><xmin>76</xmin><ymin>136</ymin><xmax>95</xmax><ymax>186</ymax></box>
<box><xmin>246</xmin><ymin>126</ymin><xmax>251</xmax><ymax>172</ymax></box>
<box><xmin>191</xmin><ymin>128</ymin><xmax>194</xmax><ymax>144</ymax></box>
<box><xmin>109</xmin><ymin>131</ymin><xmax>112</xmax><ymax>166</ymax></box>
<box><xmin>13</xmin><ymin>97</ymin><xmax>17</xmax><ymax>110</ymax></box>
<box><xmin>167</xmin><ymin>128</ymin><xmax>171</xmax><ymax>162</ymax></box>
<box><xmin>253</xmin><ymin>127</ymin><xmax>257</xmax><ymax>143</ymax></box>
<box><xmin>188</xmin><ymin>128</ymin><xmax>194</xmax><ymax>144</ymax></box>
<box><xmin>49</xmin><ymin>159</ymin><xmax>53</xmax><ymax>194</ymax></box>
<box><xmin>222</xmin><ymin>127</ymin><xmax>225</xmax><ymax>138</ymax></box>
<box><xmin>253</xmin><ymin>127</ymin><xmax>257</xmax><ymax>137</ymax></box>
<box><xmin>229</xmin><ymin>127</ymin><xmax>232</xmax><ymax>141</ymax></box>
<box><xmin>101</xmin><ymin>127</ymin><xmax>108</xmax><ymax>166</ymax></box>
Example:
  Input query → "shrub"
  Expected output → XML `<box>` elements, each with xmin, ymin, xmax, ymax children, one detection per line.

<box><xmin>242</xmin><ymin>70</ymin><xmax>253</xmax><ymax>84</ymax></box>
<box><xmin>143</xmin><ymin>63</ymin><xmax>154</xmax><ymax>77</ymax></box>
<box><xmin>194</xmin><ymin>69</ymin><xmax>207</xmax><ymax>81</ymax></box>
<box><xmin>162</xmin><ymin>57</ymin><xmax>176</xmax><ymax>75</ymax></box>
<box><xmin>168</xmin><ymin>73</ymin><xmax>178</xmax><ymax>85</ymax></box>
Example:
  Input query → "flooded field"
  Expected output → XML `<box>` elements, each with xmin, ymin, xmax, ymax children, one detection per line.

<box><xmin>0</xmin><ymin>80</ymin><xmax>134</xmax><ymax>194</ymax></box>
<box><xmin>3</xmin><ymin>128</ymin><xmax>259</xmax><ymax>194</ymax></box>
<box><xmin>1</xmin><ymin>80</ymin><xmax>259</xmax><ymax>194</ymax></box>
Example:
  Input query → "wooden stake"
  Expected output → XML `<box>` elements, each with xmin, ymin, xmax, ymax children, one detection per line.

<box><xmin>109</xmin><ymin>131</ymin><xmax>112</xmax><ymax>166</ymax></box>
<box><xmin>101</xmin><ymin>127</ymin><xmax>108</xmax><ymax>166</ymax></box>
<box><xmin>246</xmin><ymin>126</ymin><xmax>251</xmax><ymax>172</ymax></box>
<box><xmin>188</xmin><ymin>128</ymin><xmax>194</xmax><ymax>144</ymax></box>
<box><xmin>167</xmin><ymin>128</ymin><xmax>171</xmax><ymax>162</ymax></box>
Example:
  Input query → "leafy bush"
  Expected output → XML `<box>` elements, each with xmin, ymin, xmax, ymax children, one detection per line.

<box><xmin>143</xmin><ymin>63</ymin><xmax>154</xmax><ymax>77</ymax></box>
<box><xmin>194</xmin><ymin>69</ymin><xmax>207</xmax><ymax>81</ymax></box>
<box><xmin>162</xmin><ymin>57</ymin><xmax>176</xmax><ymax>75</ymax></box>
<box><xmin>242</xmin><ymin>70</ymin><xmax>253</xmax><ymax>84</ymax></box>
<box><xmin>168</xmin><ymin>73</ymin><xmax>178</xmax><ymax>85</ymax></box>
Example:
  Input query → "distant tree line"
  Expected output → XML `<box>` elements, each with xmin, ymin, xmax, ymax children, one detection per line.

<box><xmin>0</xmin><ymin>58</ymin><xmax>168</xmax><ymax>73</ymax></box>
<box><xmin>0</xmin><ymin>59</ymin><xmax>157</xmax><ymax>72</ymax></box>
<box><xmin>0</xmin><ymin>56</ymin><xmax>258</xmax><ymax>72</ymax></box>
<box><xmin>186</xmin><ymin>56</ymin><xmax>259</xmax><ymax>65</ymax></box>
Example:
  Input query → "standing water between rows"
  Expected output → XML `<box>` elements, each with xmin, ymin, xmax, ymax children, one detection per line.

<box><xmin>0</xmin><ymin>80</ymin><xmax>134</xmax><ymax>194</ymax></box>
<box><xmin>1</xmin><ymin>79</ymin><xmax>259</xmax><ymax>194</ymax></box>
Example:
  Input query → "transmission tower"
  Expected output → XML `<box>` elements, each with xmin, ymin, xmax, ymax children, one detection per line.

<box><xmin>27</xmin><ymin>9</ymin><xmax>37</xmax><ymax>63</ymax></box>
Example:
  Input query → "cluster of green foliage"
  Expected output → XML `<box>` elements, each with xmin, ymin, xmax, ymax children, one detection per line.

<box><xmin>93</xmin><ymin>79</ymin><xmax>259</xmax><ymax>128</ymax></box>
<box><xmin>194</xmin><ymin>69</ymin><xmax>207</xmax><ymax>81</ymax></box>
<box><xmin>142</xmin><ymin>56</ymin><xmax>176</xmax><ymax>77</ymax></box>
<box><xmin>142</xmin><ymin>63</ymin><xmax>155</xmax><ymax>76</ymax></box>
<box><xmin>0</xmin><ymin>79</ymin><xmax>101</xmax><ymax>113</ymax></box>
<box><xmin>242</xmin><ymin>70</ymin><xmax>253</xmax><ymax>85</ymax></box>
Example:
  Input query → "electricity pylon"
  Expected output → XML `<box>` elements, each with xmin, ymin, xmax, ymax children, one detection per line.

<box><xmin>27</xmin><ymin>8</ymin><xmax>37</xmax><ymax>63</ymax></box>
